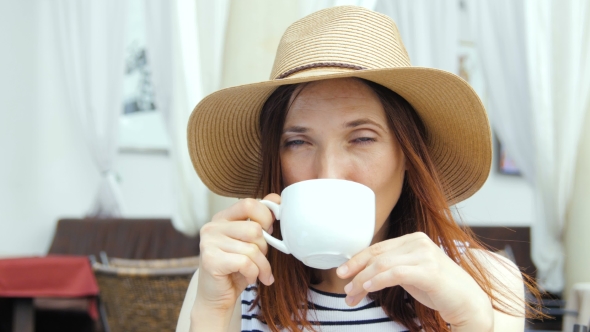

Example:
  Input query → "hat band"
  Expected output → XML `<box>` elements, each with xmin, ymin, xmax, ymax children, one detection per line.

<box><xmin>275</xmin><ymin>62</ymin><xmax>366</xmax><ymax>79</ymax></box>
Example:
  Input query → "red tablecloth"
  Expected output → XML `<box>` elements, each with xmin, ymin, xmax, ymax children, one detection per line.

<box><xmin>0</xmin><ymin>255</ymin><xmax>99</xmax><ymax>319</ymax></box>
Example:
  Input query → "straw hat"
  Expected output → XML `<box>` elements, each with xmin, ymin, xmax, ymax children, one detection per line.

<box><xmin>187</xmin><ymin>6</ymin><xmax>491</xmax><ymax>205</ymax></box>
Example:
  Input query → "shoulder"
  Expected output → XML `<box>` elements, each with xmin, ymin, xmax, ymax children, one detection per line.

<box><xmin>467</xmin><ymin>249</ymin><xmax>526</xmax><ymax>330</ymax></box>
<box><xmin>467</xmin><ymin>249</ymin><xmax>523</xmax><ymax>287</ymax></box>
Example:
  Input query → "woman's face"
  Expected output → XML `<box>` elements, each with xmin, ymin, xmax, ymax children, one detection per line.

<box><xmin>280</xmin><ymin>78</ymin><xmax>406</xmax><ymax>238</ymax></box>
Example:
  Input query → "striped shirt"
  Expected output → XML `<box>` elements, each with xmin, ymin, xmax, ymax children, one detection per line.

<box><xmin>241</xmin><ymin>285</ymin><xmax>413</xmax><ymax>332</ymax></box>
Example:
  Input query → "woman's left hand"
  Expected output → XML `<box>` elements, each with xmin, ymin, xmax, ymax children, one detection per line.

<box><xmin>337</xmin><ymin>231</ymin><xmax>494</xmax><ymax>330</ymax></box>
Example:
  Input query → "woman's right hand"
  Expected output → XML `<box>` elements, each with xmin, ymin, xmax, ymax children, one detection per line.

<box><xmin>194</xmin><ymin>194</ymin><xmax>279</xmax><ymax>314</ymax></box>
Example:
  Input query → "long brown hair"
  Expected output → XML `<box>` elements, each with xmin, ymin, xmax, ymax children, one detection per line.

<box><xmin>255</xmin><ymin>78</ymin><xmax>542</xmax><ymax>332</ymax></box>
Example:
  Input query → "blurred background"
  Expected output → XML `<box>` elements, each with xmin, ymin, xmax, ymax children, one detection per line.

<box><xmin>0</xmin><ymin>0</ymin><xmax>589</xmax><ymax>331</ymax></box>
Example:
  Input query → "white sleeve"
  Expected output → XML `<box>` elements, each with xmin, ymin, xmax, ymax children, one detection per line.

<box><xmin>176</xmin><ymin>269</ymin><xmax>242</xmax><ymax>332</ymax></box>
<box><xmin>176</xmin><ymin>269</ymin><xmax>199</xmax><ymax>332</ymax></box>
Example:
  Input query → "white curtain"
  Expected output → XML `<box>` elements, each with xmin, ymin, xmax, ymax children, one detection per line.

<box><xmin>298</xmin><ymin>0</ymin><xmax>378</xmax><ymax>18</ymax></box>
<box><xmin>471</xmin><ymin>0</ymin><xmax>535</xmax><ymax>185</ymax></box>
<box><xmin>53</xmin><ymin>0</ymin><xmax>128</xmax><ymax>217</ymax></box>
<box><xmin>523</xmin><ymin>0</ymin><xmax>590</xmax><ymax>293</ymax></box>
<box><xmin>143</xmin><ymin>0</ymin><xmax>230</xmax><ymax>236</ymax></box>
<box><xmin>474</xmin><ymin>0</ymin><xmax>590</xmax><ymax>292</ymax></box>
<box><xmin>375</xmin><ymin>0</ymin><xmax>459</xmax><ymax>74</ymax></box>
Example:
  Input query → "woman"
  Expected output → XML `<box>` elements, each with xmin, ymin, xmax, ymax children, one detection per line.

<box><xmin>178</xmin><ymin>6</ymin><xmax>541</xmax><ymax>332</ymax></box>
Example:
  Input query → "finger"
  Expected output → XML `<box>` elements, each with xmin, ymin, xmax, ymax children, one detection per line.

<box><xmin>217</xmin><ymin>238</ymin><xmax>273</xmax><ymax>285</ymax></box>
<box><xmin>337</xmin><ymin>232</ymin><xmax>431</xmax><ymax>279</ymax></box>
<box><xmin>363</xmin><ymin>265</ymin><xmax>423</xmax><ymax>293</ymax></box>
<box><xmin>262</xmin><ymin>193</ymin><xmax>281</xmax><ymax>204</ymax></box>
<box><xmin>201</xmin><ymin>247</ymin><xmax>260</xmax><ymax>285</ymax></box>
<box><xmin>217</xmin><ymin>198</ymin><xmax>276</xmax><ymax>231</ymax></box>
<box><xmin>261</xmin><ymin>194</ymin><xmax>281</xmax><ymax>234</ymax></box>
<box><xmin>344</xmin><ymin>251</ymin><xmax>423</xmax><ymax>298</ymax></box>
<box><xmin>229</xmin><ymin>252</ymin><xmax>260</xmax><ymax>285</ymax></box>
<box><xmin>216</xmin><ymin>221</ymin><xmax>268</xmax><ymax>255</ymax></box>
<box><xmin>346</xmin><ymin>266</ymin><xmax>425</xmax><ymax>307</ymax></box>
<box><xmin>345</xmin><ymin>289</ymin><xmax>368</xmax><ymax>307</ymax></box>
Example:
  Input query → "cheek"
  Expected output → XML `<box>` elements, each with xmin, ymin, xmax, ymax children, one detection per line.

<box><xmin>365</xmin><ymin>152</ymin><xmax>406</xmax><ymax>230</ymax></box>
<box><xmin>375</xmin><ymin>176</ymin><xmax>402</xmax><ymax>212</ymax></box>
<box><xmin>353</xmin><ymin>150</ymin><xmax>404</xmax><ymax>191</ymax></box>
<box><xmin>374</xmin><ymin>178</ymin><xmax>404</xmax><ymax>221</ymax></box>
<box><xmin>280</xmin><ymin>153</ymin><xmax>313</xmax><ymax>187</ymax></box>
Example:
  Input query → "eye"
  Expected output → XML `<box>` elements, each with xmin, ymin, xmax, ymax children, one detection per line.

<box><xmin>284</xmin><ymin>139</ymin><xmax>306</xmax><ymax>147</ymax></box>
<box><xmin>352</xmin><ymin>137</ymin><xmax>376</xmax><ymax>144</ymax></box>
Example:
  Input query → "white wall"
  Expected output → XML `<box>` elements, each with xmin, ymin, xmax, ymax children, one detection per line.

<box><xmin>0</xmin><ymin>1</ymin><xmax>177</xmax><ymax>257</ymax></box>
<box><xmin>0</xmin><ymin>0</ymin><xmax>59</xmax><ymax>257</ymax></box>
<box><xmin>564</xmin><ymin>103</ymin><xmax>590</xmax><ymax>297</ymax></box>
<box><xmin>454</xmin><ymin>137</ymin><xmax>535</xmax><ymax>227</ymax></box>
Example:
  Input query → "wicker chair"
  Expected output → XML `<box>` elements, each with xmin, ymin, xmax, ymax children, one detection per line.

<box><xmin>108</xmin><ymin>256</ymin><xmax>200</xmax><ymax>269</ymax></box>
<box><xmin>93</xmin><ymin>262</ymin><xmax>197</xmax><ymax>332</ymax></box>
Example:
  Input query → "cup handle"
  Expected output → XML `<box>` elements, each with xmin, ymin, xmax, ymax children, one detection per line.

<box><xmin>259</xmin><ymin>200</ymin><xmax>290</xmax><ymax>254</ymax></box>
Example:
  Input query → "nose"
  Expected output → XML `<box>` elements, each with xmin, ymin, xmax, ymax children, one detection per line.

<box><xmin>316</xmin><ymin>145</ymin><xmax>348</xmax><ymax>179</ymax></box>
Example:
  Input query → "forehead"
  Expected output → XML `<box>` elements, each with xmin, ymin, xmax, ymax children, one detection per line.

<box><xmin>285</xmin><ymin>78</ymin><xmax>386</xmax><ymax>124</ymax></box>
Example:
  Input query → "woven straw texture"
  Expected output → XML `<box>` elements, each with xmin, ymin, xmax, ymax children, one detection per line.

<box><xmin>109</xmin><ymin>256</ymin><xmax>200</xmax><ymax>269</ymax></box>
<box><xmin>93</xmin><ymin>262</ymin><xmax>197</xmax><ymax>332</ymax></box>
<box><xmin>187</xmin><ymin>6</ymin><xmax>491</xmax><ymax>205</ymax></box>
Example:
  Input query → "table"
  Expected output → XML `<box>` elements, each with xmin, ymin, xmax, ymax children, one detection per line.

<box><xmin>0</xmin><ymin>255</ymin><xmax>99</xmax><ymax>332</ymax></box>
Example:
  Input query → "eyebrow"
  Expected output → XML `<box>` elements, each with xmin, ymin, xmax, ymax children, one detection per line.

<box><xmin>282</xmin><ymin>126</ymin><xmax>308</xmax><ymax>134</ymax></box>
<box><xmin>282</xmin><ymin>118</ymin><xmax>387</xmax><ymax>135</ymax></box>
<box><xmin>345</xmin><ymin>118</ymin><xmax>387</xmax><ymax>131</ymax></box>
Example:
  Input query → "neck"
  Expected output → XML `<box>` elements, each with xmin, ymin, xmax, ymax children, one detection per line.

<box><xmin>313</xmin><ymin>220</ymin><xmax>390</xmax><ymax>294</ymax></box>
<box><xmin>313</xmin><ymin>268</ymin><xmax>350</xmax><ymax>294</ymax></box>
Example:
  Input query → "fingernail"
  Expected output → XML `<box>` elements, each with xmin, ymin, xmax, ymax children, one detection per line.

<box><xmin>345</xmin><ymin>296</ymin><xmax>355</xmax><ymax>306</ymax></box>
<box><xmin>337</xmin><ymin>264</ymin><xmax>348</xmax><ymax>276</ymax></box>
<box><xmin>363</xmin><ymin>280</ymin><xmax>372</xmax><ymax>290</ymax></box>
<box><xmin>344</xmin><ymin>282</ymin><xmax>353</xmax><ymax>294</ymax></box>
<box><xmin>268</xmin><ymin>274</ymin><xmax>274</xmax><ymax>285</ymax></box>
<box><xmin>268</xmin><ymin>225</ymin><xmax>273</xmax><ymax>234</ymax></box>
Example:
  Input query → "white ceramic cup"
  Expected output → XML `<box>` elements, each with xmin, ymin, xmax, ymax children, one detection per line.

<box><xmin>260</xmin><ymin>179</ymin><xmax>375</xmax><ymax>270</ymax></box>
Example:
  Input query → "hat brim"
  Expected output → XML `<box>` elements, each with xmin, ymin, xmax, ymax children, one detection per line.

<box><xmin>187</xmin><ymin>67</ymin><xmax>491</xmax><ymax>205</ymax></box>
